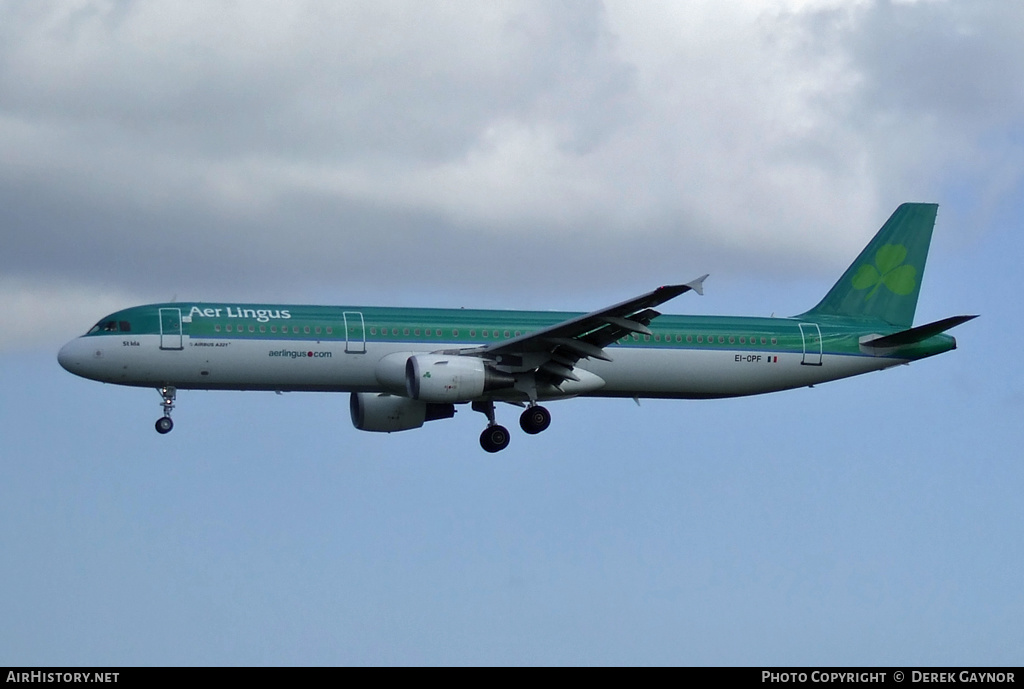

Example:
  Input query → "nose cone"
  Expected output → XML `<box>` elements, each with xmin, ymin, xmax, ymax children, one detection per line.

<box><xmin>58</xmin><ymin>340</ymin><xmax>73</xmax><ymax>372</ymax></box>
<box><xmin>58</xmin><ymin>338</ymin><xmax>90</xmax><ymax>378</ymax></box>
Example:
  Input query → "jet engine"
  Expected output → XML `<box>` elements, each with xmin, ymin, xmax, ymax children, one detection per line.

<box><xmin>349</xmin><ymin>392</ymin><xmax>455</xmax><ymax>433</ymax></box>
<box><xmin>405</xmin><ymin>354</ymin><xmax>515</xmax><ymax>403</ymax></box>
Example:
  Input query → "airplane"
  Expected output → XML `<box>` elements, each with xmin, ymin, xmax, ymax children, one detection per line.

<box><xmin>58</xmin><ymin>203</ymin><xmax>975</xmax><ymax>452</ymax></box>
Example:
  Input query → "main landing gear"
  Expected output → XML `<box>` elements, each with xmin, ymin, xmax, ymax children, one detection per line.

<box><xmin>519</xmin><ymin>405</ymin><xmax>551</xmax><ymax>435</ymax></box>
<box><xmin>473</xmin><ymin>400</ymin><xmax>551</xmax><ymax>453</ymax></box>
<box><xmin>155</xmin><ymin>386</ymin><xmax>176</xmax><ymax>434</ymax></box>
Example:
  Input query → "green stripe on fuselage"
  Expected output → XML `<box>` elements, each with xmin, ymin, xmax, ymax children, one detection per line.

<box><xmin>85</xmin><ymin>302</ymin><xmax>955</xmax><ymax>361</ymax></box>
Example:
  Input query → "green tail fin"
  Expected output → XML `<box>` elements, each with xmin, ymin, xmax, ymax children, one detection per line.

<box><xmin>800</xmin><ymin>203</ymin><xmax>938</xmax><ymax>327</ymax></box>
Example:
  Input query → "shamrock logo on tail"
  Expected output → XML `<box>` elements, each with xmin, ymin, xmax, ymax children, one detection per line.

<box><xmin>851</xmin><ymin>244</ymin><xmax>916</xmax><ymax>299</ymax></box>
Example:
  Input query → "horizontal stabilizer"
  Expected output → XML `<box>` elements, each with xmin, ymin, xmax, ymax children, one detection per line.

<box><xmin>860</xmin><ymin>315</ymin><xmax>978</xmax><ymax>349</ymax></box>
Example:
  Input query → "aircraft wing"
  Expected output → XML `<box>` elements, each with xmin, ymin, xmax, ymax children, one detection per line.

<box><xmin>461</xmin><ymin>276</ymin><xmax>708</xmax><ymax>385</ymax></box>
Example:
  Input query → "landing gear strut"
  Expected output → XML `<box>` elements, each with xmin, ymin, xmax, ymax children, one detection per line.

<box><xmin>473</xmin><ymin>400</ymin><xmax>510</xmax><ymax>453</ymax></box>
<box><xmin>155</xmin><ymin>386</ymin><xmax>176</xmax><ymax>434</ymax></box>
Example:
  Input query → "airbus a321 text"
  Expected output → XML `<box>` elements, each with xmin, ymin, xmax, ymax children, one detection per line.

<box><xmin>59</xmin><ymin>203</ymin><xmax>975</xmax><ymax>452</ymax></box>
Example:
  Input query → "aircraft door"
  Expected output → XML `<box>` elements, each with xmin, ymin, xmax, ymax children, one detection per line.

<box><xmin>799</xmin><ymin>323</ymin><xmax>822</xmax><ymax>366</ymax></box>
<box><xmin>159</xmin><ymin>308</ymin><xmax>184</xmax><ymax>350</ymax></box>
<box><xmin>343</xmin><ymin>311</ymin><xmax>366</xmax><ymax>354</ymax></box>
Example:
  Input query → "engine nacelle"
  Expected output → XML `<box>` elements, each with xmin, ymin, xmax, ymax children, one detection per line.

<box><xmin>349</xmin><ymin>392</ymin><xmax>455</xmax><ymax>433</ymax></box>
<box><xmin>405</xmin><ymin>354</ymin><xmax>515</xmax><ymax>403</ymax></box>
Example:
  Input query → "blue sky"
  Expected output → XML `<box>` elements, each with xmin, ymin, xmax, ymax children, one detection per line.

<box><xmin>2</xmin><ymin>1</ymin><xmax>1022</xmax><ymax>666</ymax></box>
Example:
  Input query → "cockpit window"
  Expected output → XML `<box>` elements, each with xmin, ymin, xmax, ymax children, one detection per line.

<box><xmin>88</xmin><ymin>319</ymin><xmax>130</xmax><ymax>334</ymax></box>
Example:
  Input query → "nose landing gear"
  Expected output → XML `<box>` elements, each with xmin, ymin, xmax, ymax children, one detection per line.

<box><xmin>155</xmin><ymin>386</ymin><xmax>176</xmax><ymax>434</ymax></box>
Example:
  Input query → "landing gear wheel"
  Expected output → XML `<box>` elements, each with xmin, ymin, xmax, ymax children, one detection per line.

<box><xmin>519</xmin><ymin>405</ymin><xmax>551</xmax><ymax>435</ymax></box>
<box><xmin>155</xmin><ymin>386</ymin><xmax>177</xmax><ymax>434</ymax></box>
<box><xmin>480</xmin><ymin>424</ymin><xmax>511</xmax><ymax>453</ymax></box>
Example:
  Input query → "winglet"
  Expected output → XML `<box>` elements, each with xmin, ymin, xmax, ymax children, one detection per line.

<box><xmin>685</xmin><ymin>274</ymin><xmax>709</xmax><ymax>297</ymax></box>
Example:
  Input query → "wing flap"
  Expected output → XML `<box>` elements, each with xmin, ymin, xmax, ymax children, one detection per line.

<box><xmin>472</xmin><ymin>278</ymin><xmax>707</xmax><ymax>385</ymax></box>
<box><xmin>540</xmin><ymin>361</ymin><xmax>581</xmax><ymax>382</ymax></box>
<box><xmin>544</xmin><ymin>337</ymin><xmax>614</xmax><ymax>362</ymax></box>
<box><xmin>600</xmin><ymin>315</ymin><xmax>653</xmax><ymax>336</ymax></box>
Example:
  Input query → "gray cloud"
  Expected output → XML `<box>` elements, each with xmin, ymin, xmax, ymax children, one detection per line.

<box><xmin>2</xmin><ymin>1</ymin><xmax>1024</xmax><ymax>350</ymax></box>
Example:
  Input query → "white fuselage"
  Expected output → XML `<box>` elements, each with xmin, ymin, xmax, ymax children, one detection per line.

<box><xmin>57</xmin><ymin>330</ymin><xmax>900</xmax><ymax>401</ymax></box>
